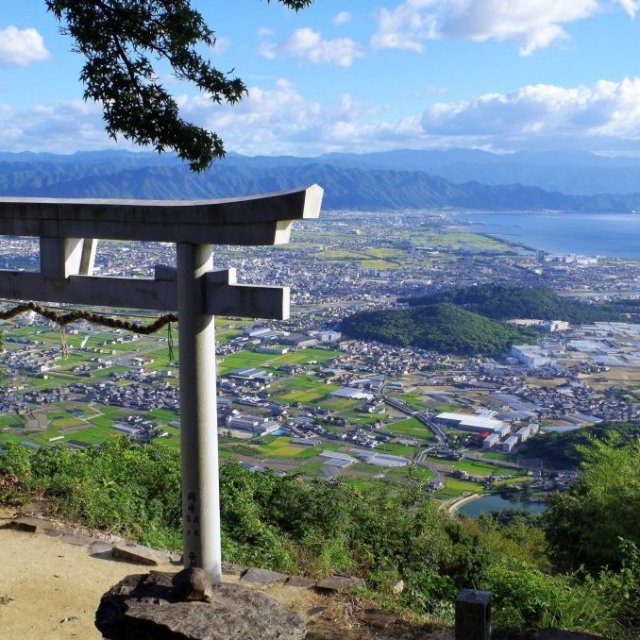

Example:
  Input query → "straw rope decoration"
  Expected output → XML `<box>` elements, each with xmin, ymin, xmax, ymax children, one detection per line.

<box><xmin>0</xmin><ymin>302</ymin><xmax>178</xmax><ymax>359</ymax></box>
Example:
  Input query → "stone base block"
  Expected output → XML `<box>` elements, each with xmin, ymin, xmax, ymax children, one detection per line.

<box><xmin>95</xmin><ymin>571</ymin><xmax>306</xmax><ymax>640</ymax></box>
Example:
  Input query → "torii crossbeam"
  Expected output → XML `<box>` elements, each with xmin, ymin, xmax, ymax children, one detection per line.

<box><xmin>0</xmin><ymin>185</ymin><xmax>323</xmax><ymax>582</ymax></box>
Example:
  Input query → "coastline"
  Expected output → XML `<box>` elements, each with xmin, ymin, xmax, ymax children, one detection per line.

<box><xmin>475</xmin><ymin>231</ymin><xmax>538</xmax><ymax>253</ymax></box>
<box><xmin>446</xmin><ymin>493</ymin><xmax>482</xmax><ymax>514</ymax></box>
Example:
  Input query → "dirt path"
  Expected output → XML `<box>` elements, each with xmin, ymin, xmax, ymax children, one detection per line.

<box><xmin>0</xmin><ymin>510</ymin><xmax>175</xmax><ymax>640</ymax></box>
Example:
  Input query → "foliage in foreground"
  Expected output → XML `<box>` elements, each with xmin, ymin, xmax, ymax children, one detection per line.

<box><xmin>45</xmin><ymin>0</ymin><xmax>313</xmax><ymax>170</ymax></box>
<box><xmin>544</xmin><ymin>439</ymin><xmax>640</xmax><ymax>573</ymax></box>
<box><xmin>1</xmin><ymin>437</ymin><xmax>639</xmax><ymax>637</ymax></box>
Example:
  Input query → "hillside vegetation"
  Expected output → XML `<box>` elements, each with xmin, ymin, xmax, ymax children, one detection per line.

<box><xmin>341</xmin><ymin>302</ymin><xmax>534</xmax><ymax>356</ymax></box>
<box><xmin>518</xmin><ymin>421</ymin><xmax>640</xmax><ymax>469</ymax></box>
<box><xmin>402</xmin><ymin>284</ymin><xmax>640</xmax><ymax>323</ymax></box>
<box><xmin>1</xmin><ymin>437</ymin><xmax>639</xmax><ymax>637</ymax></box>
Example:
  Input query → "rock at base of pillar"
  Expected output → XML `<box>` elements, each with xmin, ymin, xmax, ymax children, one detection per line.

<box><xmin>95</xmin><ymin>571</ymin><xmax>307</xmax><ymax>640</ymax></box>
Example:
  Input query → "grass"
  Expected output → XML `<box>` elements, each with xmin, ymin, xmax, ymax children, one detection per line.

<box><xmin>91</xmin><ymin>365</ymin><xmax>129</xmax><ymax>378</ymax></box>
<box><xmin>383</xmin><ymin>417</ymin><xmax>432</xmax><ymax>438</ymax></box>
<box><xmin>492</xmin><ymin>476</ymin><xmax>533</xmax><ymax>487</ymax></box>
<box><xmin>312</xmin><ymin>248</ymin><xmax>404</xmax><ymax>270</ymax></box>
<box><xmin>218</xmin><ymin>348</ymin><xmax>340</xmax><ymax>377</ymax></box>
<box><xmin>385</xmin><ymin>465</ymin><xmax>435</xmax><ymax>483</ymax></box>
<box><xmin>296</xmin><ymin>460</ymin><xmax>327</xmax><ymax>477</ymax></box>
<box><xmin>350</xmin><ymin>462</ymin><xmax>385</xmax><ymax>474</ymax></box>
<box><xmin>342</xmin><ymin>476</ymin><xmax>378</xmax><ymax>492</ymax></box>
<box><xmin>452</xmin><ymin>459</ymin><xmax>513</xmax><ymax>476</ymax></box>
<box><xmin>148</xmin><ymin>408</ymin><xmax>179</xmax><ymax>424</ymax></box>
<box><xmin>317</xmin><ymin>397</ymin><xmax>359</xmax><ymax>411</ymax></box>
<box><xmin>481</xmin><ymin>451</ymin><xmax>509</xmax><ymax>462</ymax></box>
<box><xmin>63</xmin><ymin>425</ymin><xmax>118</xmax><ymax>445</ymax></box>
<box><xmin>49</xmin><ymin>417</ymin><xmax>85</xmax><ymax>429</ymax></box>
<box><xmin>421</xmin><ymin>232</ymin><xmax>511</xmax><ymax>252</ymax></box>
<box><xmin>271</xmin><ymin>349</ymin><xmax>340</xmax><ymax>365</ymax></box>
<box><xmin>0</xmin><ymin>415</ymin><xmax>26</xmax><ymax>428</ymax></box>
<box><xmin>391</xmin><ymin>391</ymin><xmax>432</xmax><ymax>411</ymax></box>
<box><xmin>271</xmin><ymin>375</ymin><xmax>339</xmax><ymax>404</ymax></box>
<box><xmin>375</xmin><ymin>443</ymin><xmax>416</xmax><ymax>458</ymax></box>
<box><xmin>218</xmin><ymin>351</ymin><xmax>276</xmax><ymax>375</ymax></box>
<box><xmin>434</xmin><ymin>477</ymin><xmax>485</xmax><ymax>499</ymax></box>
<box><xmin>254</xmin><ymin>436</ymin><xmax>321</xmax><ymax>459</ymax></box>
<box><xmin>152</xmin><ymin>427</ymin><xmax>181</xmax><ymax>450</ymax></box>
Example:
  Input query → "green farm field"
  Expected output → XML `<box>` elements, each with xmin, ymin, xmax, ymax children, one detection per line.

<box><xmin>382</xmin><ymin>417</ymin><xmax>432</xmax><ymax>439</ymax></box>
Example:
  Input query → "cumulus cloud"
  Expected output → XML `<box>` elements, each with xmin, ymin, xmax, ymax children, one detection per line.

<box><xmin>615</xmin><ymin>0</ymin><xmax>640</xmax><ymax>17</ymax></box>
<box><xmin>0</xmin><ymin>100</ymin><xmax>128</xmax><ymax>153</ymax></box>
<box><xmin>259</xmin><ymin>28</ymin><xmax>363</xmax><ymax>67</ymax></box>
<box><xmin>372</xmin><ymin>0</ymin><xmax>634</xmax><ymax>55</ymax></box>
<box><xmin>421</xmin><ymin>78</ymin><xmax>640</xmax><ymax>152</ymax></box>
<box><xmin>175</xmin><ymin>80</ymin><xmax>425</xmax><ymax>155</ymax></box>
<box><xmin>0</xmin><ymin>26</ymin><xmax>49</xmax><ymax>65</ymax></box>
<box><xmin>5</xmin><ymin>77</ymin><xmax>640</xmax><ymax>158</ymax></box>
<box><xmin>0</xmin><ymin>83</ymin><xmax>408</xmax><ymax>156</ymax></box>
<box><xmin>333</xmin><ymin>11</ymin><xmax>352</xmax><ymax>25</ymax></box>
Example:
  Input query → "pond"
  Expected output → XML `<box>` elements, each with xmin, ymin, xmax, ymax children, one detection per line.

<box><xmin>458</xmin><ymin>494</ymin><xmax>547</xmax><ymax>517</ymax></box>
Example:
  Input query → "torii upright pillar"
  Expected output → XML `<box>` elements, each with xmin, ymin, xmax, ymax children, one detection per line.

<box><xmin>177</xmin><ymin>242</ymin><xmax>221</xmax><ymax>578</ymax></box>
<box><xmin>0</xmin><ymin>185</ymin><xmax>323</xmax><ymax>581</ymax></box>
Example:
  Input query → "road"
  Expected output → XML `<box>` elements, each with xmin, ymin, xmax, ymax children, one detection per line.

<box><xmin>382</xmin><ymin>393</ymin><xmax>447</xmax><ymax>443</ymax></box>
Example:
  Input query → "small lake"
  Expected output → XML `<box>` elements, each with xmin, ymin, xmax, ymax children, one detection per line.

<box><xmin>458</xmin><ymin>494</ymin><xmax>547</xmax><ymax>517</ymax></box>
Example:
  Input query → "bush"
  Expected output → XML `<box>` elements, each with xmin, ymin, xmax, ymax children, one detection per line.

<box><xmin>485</xmin><ymin>559</ymin><xmax>620</xmax><ymax>636</ymax></box>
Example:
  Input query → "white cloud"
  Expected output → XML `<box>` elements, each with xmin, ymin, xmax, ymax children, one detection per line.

<box><xmin>333</xmin><ymin>11</ymin><xmax>352</xmax><ymax>25</ymax></box>
<box><xmin>0</xmin><ymin>100</ymin><xmax>126</xmax><ymax>153</ymax></box>
<box><xmin>371</xmin><ymin>0</ymin><xmax>635</xmax><ymax>55</ymax></box>
<box><xmin>259</xmin><ymin>28</ymin><xmax>363</xmax><ymax>67</ymax></box>
<box><xmin>5</xmin><ymin>77</ymin><xmax>640</xmax><ymax>158</ymax></box>
<box><xmin>0</xmin><ymin>26</ymin><xmax>49</xmax><ymax>66</ymax></box>
<box><xmin>421</xmin><ymin>78</ymin><xmax>640</xmax><ymax>152</ymax></box>
<box><xmin>615</xmin><ymin>0</ymin><xmax>640</xmax><ymax>17</ymax></box>
<box><xmin>371</xmin><ymin>0</ymin><xmax>440</xmax><ymax>53</ymax></box>
<box><xmin>176</xmin><ymin>80</ymin><xmax>424</xmax><ymax>155</ymax></box>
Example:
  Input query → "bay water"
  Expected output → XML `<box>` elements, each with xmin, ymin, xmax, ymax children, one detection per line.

<box><xmin>454</xmin><ymin>211</ymin><xmax>640</xmax><ymax>259</ymax></box>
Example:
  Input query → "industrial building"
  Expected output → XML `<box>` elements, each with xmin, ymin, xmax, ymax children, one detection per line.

<box><xmin>331</xmin><ymin>387</ymin><xmax>375</xmax><ymax>401</ymax></box>
<box><xmin>435</xmin><ymin>412</ymin><xmax>508</xmax><ymax>434</ymax></box>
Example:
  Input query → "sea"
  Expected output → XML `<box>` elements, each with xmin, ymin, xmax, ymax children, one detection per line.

<box><xmin>452</xmin><ymin>211</ymin><xmax>640</xmax><ymax>260</ymax></box>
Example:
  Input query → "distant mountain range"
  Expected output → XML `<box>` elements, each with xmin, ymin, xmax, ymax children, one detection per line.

<box><xmin>1</xmin><ymin>149</ymin><xmax>640</xmax><ymax>212</ymax></box>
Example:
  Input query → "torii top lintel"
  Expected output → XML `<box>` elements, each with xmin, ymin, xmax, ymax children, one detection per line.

<box><xmin>0</xmin><ymin>184</ymin><xmax>323</xmax><ymax>245</ymax></box>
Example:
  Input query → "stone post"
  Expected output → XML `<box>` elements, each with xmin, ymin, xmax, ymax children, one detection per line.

<box><xmin>456</xmin><ymin>589</ymin><xmax>491</xmax><ymax>640</ymax></box>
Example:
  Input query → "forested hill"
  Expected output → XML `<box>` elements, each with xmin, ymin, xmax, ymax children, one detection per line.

<box><xmin>2</xmin><ymin>151</ymin><xmax>640</xmax><ymax>211</ymax></box>
<box><xmin>402</xmin><ymin>285</ymin><xmax>640</xmax><ymax>323</ymax></box>
<box><xmin>340</xmin><ymin>302</ymin><xmax>534</xmax><ymax>356</ymax></box>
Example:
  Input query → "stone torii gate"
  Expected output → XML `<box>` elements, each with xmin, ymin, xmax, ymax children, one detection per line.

<box><xmin>0</xmin><ymin>185</ymin><xmax>323</xmax><ymax>583</ymax></box>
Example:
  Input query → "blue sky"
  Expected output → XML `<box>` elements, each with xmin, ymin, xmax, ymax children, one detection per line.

<box><xmin>1</xmin><ymin>0</ymin><xmax>640</xmax><ymax>157</ymax></box>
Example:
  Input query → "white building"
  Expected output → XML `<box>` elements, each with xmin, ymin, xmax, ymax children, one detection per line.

<box><xmin>502</xmin><ymin>435</ymin><xmax>519</xmax><ymax>453</ymax></box>
<box><xmin>331</xmin><ymin>387</ymin><xmax>374</xmax><ymax>401</ymax></box>
<box><xmin>482</xmin><ymin>433</ymin><xmax>501</xmax><ymax>449</ymax></box>
<box><xmin>510</xmin><ymin>345</ymin><xmax>552</xmax><ymax>368</ymax></box>
<box><xmin>435</xmin><ymin>412</ymin><xmax>505</xmax><ymax>433</ymax></box>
